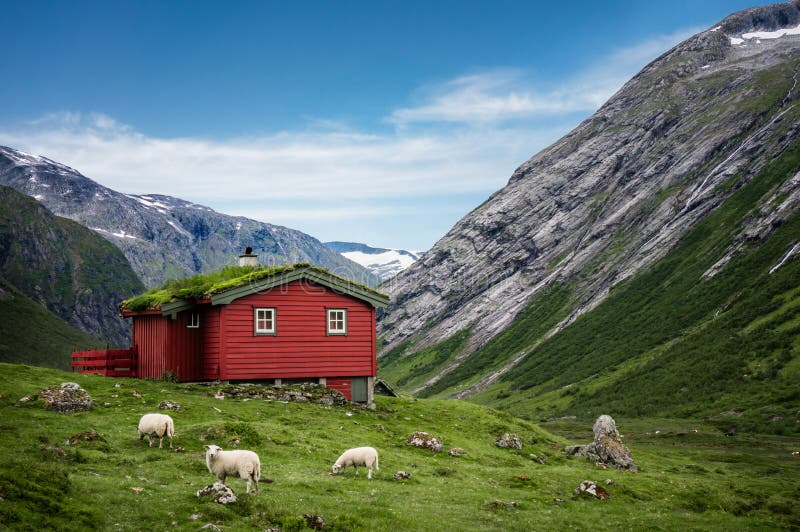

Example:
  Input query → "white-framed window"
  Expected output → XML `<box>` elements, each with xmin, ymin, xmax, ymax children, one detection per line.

<box><xmin>327</xmin><ymin>308</ymin><xmax>347</xmax><ymax>335</ymax></box>
<box><xmin>254</xmin><ymin>307</ymin><xmax>276</xmax><ymax>335</ymax></box>
<box><xmin>186</xmin><ymin>313</ymin><xmax>200</xmax><ymax>328</ymax></box>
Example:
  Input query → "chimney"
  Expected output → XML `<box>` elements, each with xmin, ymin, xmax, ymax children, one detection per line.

<box><xmin>238</xmin><ymin>246</ymin><xmax>258</xmax><ymax>267</ymax></box>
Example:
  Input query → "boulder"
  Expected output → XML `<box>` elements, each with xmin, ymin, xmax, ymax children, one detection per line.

<box><xmin>39</xmin><ymin>382</ymin><xmax>92</xmax><ymax>413</ymax></box>
<box><xmin>406</xmin><ymin>431</ymin><xmax>443</xmax><ymax>452</ymax></box>
<box><xmin>574</xmin><ymin>480</ymin><xmax>610</xmax><ymax>500</ymax></box>
<box><xmin>495</xmin><ymin>433</ymin><xmax>522</xmax><ymax>449</ymax></box>
<box><xmin>564</xmin><ymin>415</ymin><xmax>637</xmax><ymax>471</ymax></box>
<box><xmin>195</xmin><ymin>482</ymin><xmax>237</xmax><ymax>504</ymax></box>
<box><xmin>158</xmin><ymin>400</ymin><xmax>181</xmax><ymax>411</ymax></box>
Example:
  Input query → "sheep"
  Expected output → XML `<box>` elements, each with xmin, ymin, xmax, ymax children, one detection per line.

<box><xmin>137</xmin><ymin>413</ymin><xmax>174</xmax><ymax>449</ymax></box>
<box><xmin>331</xmin><ymin>446</ymin><xmax>379</xmax><ymax>479</ymax></box>
<box><xmin>203</xmin><ymin>444</ymin><xmax>261</xmax><ymax>494</ymax></box>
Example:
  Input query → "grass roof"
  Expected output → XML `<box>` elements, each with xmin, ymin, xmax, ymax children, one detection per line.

<box><xmin>121</xmin><ymin>263</ymin><xmax>385</xmax><ymax>312</ymax></box>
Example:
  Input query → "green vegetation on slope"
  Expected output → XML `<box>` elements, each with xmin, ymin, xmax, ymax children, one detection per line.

<box><xmin>0</xmin><ymin>363</ymin><xmax>797</xmax><ymax>530</ymax></box>
<box><xmin>379</xmin><ymin>329</ymin><xmax>472</xmax><ymax>391</ymax></box>
<box><xmin>0</xmin><ymin>280</ymin><xmax>102</xmax><ymax>370</ymax></box>
<box><xmin>474</xmin><ymin>140</ymin><xmax>800</xmax><ymax>432</ymax></box>
<box><xmin>123</xmin><ymin>263</ymin><xmax>386</xmax><ymax>311</ymax></box>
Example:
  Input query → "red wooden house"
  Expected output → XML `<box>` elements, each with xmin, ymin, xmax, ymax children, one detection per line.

<box><xmin>74</xmin><ymin>263</ymin><xmax>389</xmax><ymax>403</ymax></box>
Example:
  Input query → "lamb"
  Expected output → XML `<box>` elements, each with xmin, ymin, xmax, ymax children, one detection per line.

<box><xmin>137</xmin><ymin>413</ymin><xmax>175</xmax><ymax>449</ymax></box>
<box><xmin>203</xmin><ymin>444</ymin><xmax>261</xmax><ymax>494</ymax></box>
<box><xmin>331</xmin><ymin>446</ymin><xmax>379</xmax><ymax>479</ymax></box>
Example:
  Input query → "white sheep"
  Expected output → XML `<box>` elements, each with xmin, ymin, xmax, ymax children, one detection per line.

<box><xmin>137</xmin><ymin>413</ymin><xmax>175</xmax><ymax>449</ymax></box>
<box><xmin>332</xmin><ymin>446</ymin><xmax>379</xmax><ymax>479</ymax></box>
<box><xmin>203</xmin><ymin>444</ymin><xmax>261</xmax><ymax>494</ymax></box>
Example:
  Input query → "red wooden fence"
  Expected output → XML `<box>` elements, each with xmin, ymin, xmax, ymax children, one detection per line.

<box><xmin>72</xmin><ymin>347</ymin><xmax>138</xmax><ymax>377</ymax></box>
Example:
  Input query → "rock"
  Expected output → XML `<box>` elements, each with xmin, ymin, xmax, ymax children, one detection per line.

<box><xmin>68</xmin><ymin>430</ymin><xmax>105</xmax><ymax>445</ymax></box>
<box><xmin>448</xmin><ymin>447</ymin><xmax>467</xmax><ymax>457</ymax></box>
<box><xmin>489</xmin><ymin>500</ymin><xmax>519</xmax><ymax>509</ymax></box>
<box><xmin>605</xmin><ymin>479</ymin><xmax>614</xmax><ymax>486</ymax></box>
<box><xmin>39</xmin><ymin>383</ymin><xmax>92</xmax><ymax>413</ymax></box>
<box><xmin>304</xmin><ymin>514</ymin><xmax>325</xmax><ymax>529</ymax></box>
<box><xmin>175</xmin><ymin>447</ymin><xmax>185</xmax><ymax>453</ymax></box>
<box><xmin>196</xmin><ymin>482</ymin><xmax>237</xmax><ymax>504</ymax></box>
<box><xmin>131</xmin><ymin>390</ymin><xmax>142</xmax><ymax>398</ymax></box>
<box><xmin>392</xmin><ymin>471</ymin><xmax>412</xmax><ymax>480</ymax></box>
<box><xmin>529</xmin><ymin>453</ymin><xmax>546</xmax><ymax>464</ymax></box>
<box><xmin>553</xmin><ymin>498</ymin><xmax>565</xmax><ymax>504</ymax></box>
<box><xmin>495</xmin><ymin>433</ymin><xmax>522</xmax><ymax>450</ymax></box>
<box><xmin>200</xmin><ymin>525</ymin><xmax>221</xmax><ymax>531</ymax></box>
<box><xmin>18</xmin><ymin>396</ymin><xmax>31</xmax><ymax>403</ymax></box>
<box><xmin>406</xmin><ymin>431</ymin><xmax>443</xmax><ymax>452</ymax></box>
<box><xmin>158</xmin><ymin>400</ymin><xmax>181</xmax><ymax>411</ymax></box>
<box><xmin>188</xmin><ymin>513</ymin><xmax>201</xmax><ymax>520</ymax></box>
<box><xmin>564</xmin><ymin>415</ymin><xmax>637</xmax><ymax>471</ymax></box>
<box><xmin>574</xmin><ymin>480</ymin><xmax>610</xmax><ymax>500</ymax></box>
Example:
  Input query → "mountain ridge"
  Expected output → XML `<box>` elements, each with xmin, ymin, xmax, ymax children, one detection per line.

<box><xmin>377</xmin><ymin>0</ymin><xmax>800</xmax><ymax>413</ymax></box>
<box><xmin>0</xmin><ymin>146</ymin><xmax>380</xmax><ymax>288</ymax></box>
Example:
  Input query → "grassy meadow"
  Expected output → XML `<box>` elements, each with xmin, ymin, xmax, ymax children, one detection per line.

<box><xmin>0</xmin><ymin>363</ymin><xmax>798</xmax><ymax>530</ymax></box>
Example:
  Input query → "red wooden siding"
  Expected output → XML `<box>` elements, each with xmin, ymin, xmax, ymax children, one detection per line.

<box><xmin>202</xmin><ymin>307</ymin><xmax>221</xmax><ymax>380</ymax></box>
<box><xmin>326</xmin><ymin>378</ymin><xmax>352</xmax><ymax>400</ymax></box>
<box><xmin>219</xmin><ymin>280</ymin><xmax>376</xmax><ymax>381</ymax></box>
<box><xmin>133</xmin><ymin>315</ymin><xmax>168</xmax><ymax>379</ymax></box>
<box><xmin>133</xmin><ymin>312</ymin><xmax>204</xmax><ymax>379</ymax></box>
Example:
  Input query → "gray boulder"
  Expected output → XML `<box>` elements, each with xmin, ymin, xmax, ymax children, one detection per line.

<box><xmin>406</xmin><ymin>431</ymin><xmax>443</xmax><ymax>452</ymax></box>
<box><xmin>195</xmin><ymin>482</ymin><xmax>236</xmax><ymax>504</ymax></box>
<box><xmin>565</xmin><ymin>415</ymin><xmax>637</xmax><ymax>471</ymax></box>
<box><xmin>495</xmin><ymin>433</ymin><xmax>523</xmax><ymax>450</ymax></box>
<box><xmin>39</xmin><ymin>382</ymin><xmax>92</xmax><ymax>413</ymax></box>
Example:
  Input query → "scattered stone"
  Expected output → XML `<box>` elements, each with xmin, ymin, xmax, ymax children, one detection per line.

<box><xmin>553</xmin><ymin>498</ymin><xmax>565</xmax><ymax>504</ymax></box>
<box><xmin>406</xmin><ymin>431</ymin><xmax>444</xmax><ymax>452</ymax></box>
<box><xmin>304</xmin><ymin>514</ymin><xmax>325</xmax><ymax>529</ymax></box>
<box><xmin>200</xmin><ymin>524</ymin><xmax>221</xmax><ymax>531</ymax></box>
<box><xmin>196</xmin><ymin>482</ymin><xmax>237</xmax><ymax>504</ymax></box>
<box><xmin>131</xmin><ymin>487</ymin><xmax>144</xmax><ymax>493</ymax></box>
<box><xmin>448</xmin><ymin>447</ymin><xmax>468</xmax><ymax>457</ymax></box>
<box><xmin>18</xmin><ymin>396</ymin><xmax>31</xmax><ymax>403</ymax></box>
<box><xmin>574</xmin><ymin>480</ymin><xmax>610</xmax><ymax>500</ymax></box>
<box><xmin>564</xmin><ymin>415</ymin><xmax>637</xmax><ymax>471</ymax></box>
<box><xmin>189</xmin><ymin>514</ymin><xmax>201</xmax><ymax>520</ymax></box>
<box><xmin>373</xmin><ymin>424</ymin><xmax>386</xmax><ymax>431</ymax></box>
<box><xmin>229</xmin><ymin>437</ymin><xmax>240</xmax><ymax>447</ymax></box>
<box><xmin>158</xmin><ymin>400</ymin><xmax>181</xmax><ymax>411</ymax></box>
<box><xmin>214</xmin><ymin>390</ymin><xmax>225</xmax><ymax>400</ymax></box>
<box><xmin>393</xmin><ymin>471</ymin><xmax>412</xmax><ymax>480</ymax></box>
<box><xmin>489</xmin><ymin>500</ymin><xmax>519</xmax><ymax>509</ymax></box>
<box><xmin>175</xmin><ymin>447</ymin><xmax>185</xmax><ymax>453</ymax></box>
<box><xmin>111</xmin><ymin>394</ymin><xmax>118</xmax><ymax>398</ymax></box>
<box><xmin>529</xmin><ymin>453</ymin><xmax>546</xmax><ymax>464</ymax></box>
<box><xmin>68</xmin><ymin>430</ymin><xmax>106</xmax><ymax>445</ymax></box>
<box><xmin>605</xmin><ymin>479</ymin><xmax>614</xmax><ymax>486</ymax></box>
<box><xmin>114</xmin><ymin>383</ymin><xmax>122</xmax><ymax>388</ymax></box>
<box><xmin>39</xmin><ymin>383</ymin><xmax>92</xmax><ymax>413</ymax></box>
<box><xmin>132</xmin><ymin>390</ymin><xmax>142</xmax><ymax>398</ymax></box>
<box><xmin>214</xmin><ymin>383</ymin><xmax>348</xmax><ymax>405</ymax></box>
<box><xmin>495</xmin><ymin>433</ymin><xmax>522</xmax><ymax>450</ymax></box>
<box><xmin>791</xmin><ymin>450</ymin><xmax>799</xmax><ymax>456</ymax></box>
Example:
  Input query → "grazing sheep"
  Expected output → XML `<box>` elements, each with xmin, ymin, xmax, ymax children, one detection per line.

<box><xmin>203</xmin><ymin>444</ymin><xmax>261</xmax><ymax>494</ymax></box>
<box><xmin>137</xmin><ymin>413</ymin><xmax>174</xmax><ymax>449</ymax></box>
<box><xmin>332</xmin><ymin>446</ymin><xmax>379</xmax><ymax>479</ymax></box>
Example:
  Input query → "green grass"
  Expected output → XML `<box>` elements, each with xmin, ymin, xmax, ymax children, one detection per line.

<box><xmin>0</xmin><ymin>363</ymin><xmax>797</xmax><ymax>530</ymax></box>
<box><xmin>378</xmin><ymin>329</ymin><xmax>471</xmax><ymax>392</ymax></box>
<box><xmin>122</xmin><ymin>263</ymin><xmax>386</xmax><ymax>311</ymax></box>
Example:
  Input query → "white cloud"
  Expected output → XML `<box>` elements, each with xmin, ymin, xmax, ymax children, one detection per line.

<box><xmin>388</xmin><ymin>28</ymin><xmax>700</xmax><ymax>126</ymax></box>
<box><xmin>0</xmin><ymin>27</ymin><xmax>699</xmax><ymax>235</ymax></box>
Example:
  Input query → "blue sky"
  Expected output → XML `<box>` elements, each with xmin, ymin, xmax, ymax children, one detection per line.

<box><xmin>0</xmin><ymin>0</ymin><xmax>773</xmax><ymax>250</ymax></box>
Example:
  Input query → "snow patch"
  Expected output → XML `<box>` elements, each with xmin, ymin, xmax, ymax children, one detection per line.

<box><xmin>167</xmin><ymin>220</ymin><xmax>192</xmax><ymax>238</ymax></box>
<box><xmin>127</xmin><ymin>194</ymin><xmax>173</xmax><ymax>213</ymax></box>
<box><xmin>33</xmin><ymin>194</ymin><xmax>44</xmax><ymax>200</ymax></box>
<box><xmin>236</xmin><ymin>222</ymin><xmax>242</xmax><ymax>231</ymax></box>
<box><xmin>710</xmin><ymin>26</ymin><xmax>721</xmax><ymax>32</ymax></box>
<box><xmin>730</xmin><ymin>23</ymin><xmax>800</xmax><ymax>46</ymax></box>
<box><xmin>91</xmin><ymin>227</ymin><xmax>140</xmax><ymax>240</ymax></box>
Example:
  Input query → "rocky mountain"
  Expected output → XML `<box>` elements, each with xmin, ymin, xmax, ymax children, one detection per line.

<box><xmin>0</xmin><ymin>185</ymin><xmax>143</xmax><ymax>350</ymax></box>
<box><xmin>325</xmin><ymin>241</ymin><xmax>422</xmax><ymax>281</ymax></box>
<box><xmin>378</xmin><ymin>1</ymin><xmax>800</xmax><ymax>424</ymax></box>
<box><xmin>0</xmin><ymin>146</ymin><xmax>380</xmax><ymax>288</ymax></box>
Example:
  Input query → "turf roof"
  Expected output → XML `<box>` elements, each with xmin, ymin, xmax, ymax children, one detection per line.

<box><xmin>121</xmin><ymin>263</ymin><xmax>387</xmax><ymax>312</ymax></box>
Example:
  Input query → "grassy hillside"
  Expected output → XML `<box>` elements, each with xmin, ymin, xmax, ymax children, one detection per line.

<box><xmin>0</xmin><ymin>185</ymin><xmax>144</xmax><ymax>347</ymax></box>
<box><xmin>390</xmin><ymin>142</ymin><xmax>800</xmax><ymax>436</ymax></box>
<box><xmin>0</xmin><ymin>279</ymin><xmax>102</xmax><ymax>370</ymax></box>
<box><xmin>0</xmin><ymin>363</ymin><xmax>797</xmax><ymax>530</ymax></box>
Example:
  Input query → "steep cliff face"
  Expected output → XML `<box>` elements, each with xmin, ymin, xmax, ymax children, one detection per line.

<box><xmin>0</xmin><ymin>148</ymin><xmax>379</xmax><ymax>288</ymax></box>
<box><xmin>0</xmin><ymin>185</ymin><xmax>143</xmax><ymax>347</ymax></box>
<box><xmin>378</xmin><ymin>1</ymin><xmax>800</xmax><ymax>402</ymax></box>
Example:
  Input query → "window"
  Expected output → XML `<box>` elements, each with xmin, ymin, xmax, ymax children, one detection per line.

<box><xmin>327</xmin><ymin>308</ymin><xmax>347</xmax><ymax>335</ymax></box>
<box><xmin>255</xmin><ymin>307</ymin><xmax>276</xmax><ymax>335</ymax></box>
<box><xmin>186</xmin><ymin>313</ymin><xmax>200</xmax><ymax>328</ymax></box>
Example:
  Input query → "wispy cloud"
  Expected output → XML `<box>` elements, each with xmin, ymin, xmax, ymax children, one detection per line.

<box><xmin>388</xmin><ymin>28</ymin><xmax>699</xmax><ymax>126</ymax></box>
<box><xmin>0</xmin><ymin>28</ymin><xmax>698</xmax><ymax>244</ymax></box>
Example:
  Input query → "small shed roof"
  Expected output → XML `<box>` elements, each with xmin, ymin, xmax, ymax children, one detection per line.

<box><xmin>122</xmin><ymin>263</ymin><xmax>389</xmax><ymax>316</ymax></box>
